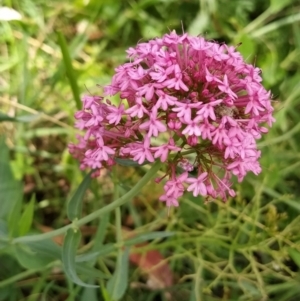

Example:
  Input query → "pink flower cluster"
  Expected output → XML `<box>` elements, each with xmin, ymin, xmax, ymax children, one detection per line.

<box><xmin>69</xmin><ymin>31</ymin><xmax>275</xmax><ymax>207</ymax></box>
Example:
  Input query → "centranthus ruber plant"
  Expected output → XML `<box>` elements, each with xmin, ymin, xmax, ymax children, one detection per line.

<box><xmin>69</xmin><ymin>30</ymin><xmax>275</xmax><ymax>208</ymax></box>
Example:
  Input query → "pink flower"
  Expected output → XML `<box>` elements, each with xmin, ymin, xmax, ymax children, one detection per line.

<box><xmin>186</xmin><ymin>173</ymin><xmax>208</xmax><ymax>197</ymax></box>
<box><xmin>172</xmin><ymin>101</ymin><xmax>200</xmax><ymax>123</ymax></box>
<box><xmin>159</xmin><ymin>172</ymin><xmax>188</xmax><ymax>207</ymax></box>
<box><xmin>152</xmin><ymin>139</ymin><xmax>181</xmax><ymax>162</ymax></box>
<box><xmin>155</xmin><ymin>90</ymin><xmax>177</xmax><ymax>111</ymax></box>
<box><xmin>164</xmin><ymin>64</ymin><xmax>189</xmax><ymax>91</ymax></box>
<box><xmin>70</xmin><ymin>30</ymin><xmax>274</xmax><ymax>207</ymax></box>
<box><xmin>182</xmin><ymin>116</ymin><xmax>203</xmax><ymax>136</ymax></box>
<box><xmin>196</xmin><ymin>99</ymin><xmax>222</xmax><ymax>120</ymax></box>
<box><xmin>107</xmin><ymin>104</ymin><xmax>125</xmax><ymax>125</ymax></box>
<box><xmin>139</xmin><ymin>111</ymin><xmax>167</xmax><ymax>137</ymax></box>
<box><xmin>125</xmin><ymin>94</ymin><xmax>148</xmax><ymax>118</ymax></box>
<box><xmin>218</xmin><ymin>75</ymin><xmax>237</xmax><ymax>99</ymax></box>
<box><xmin>150</xmin><ymin>64</ymin><xmax>171</xmax><ymax>83</ymax></box>
<box><xmin>85</xmin><ymin>145</ymin><xmax>115</xmax><ymax>162</ymax></box>
<box><xmin>130</xmin><ymin>138</ymin><xmax>154</xmax><ymax>164</ymax></box>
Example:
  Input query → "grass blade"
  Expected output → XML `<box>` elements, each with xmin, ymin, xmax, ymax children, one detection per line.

<box><xmin>0</xmin><ymin>137</ymin><xmax>23</xmax><ymax>221</ymax></box>
<box><xmin>18</xmin><ymin>194</ymin><xmax>35</xmax><ymax>236</ymax></box>
<box><xmin>57</xmin><ymin>31</ymin><xmax>81</xmax><ymax>110</ymax></box>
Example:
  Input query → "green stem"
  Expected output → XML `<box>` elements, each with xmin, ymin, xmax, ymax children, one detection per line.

<box><xmin>13</xmin><ymin>161</ymin><xmax>162</xmax><ymax>244</ymax></box>
<box><xmin>0</xmin><ymin>261</ymin><xmax>59</xmax><ymax>288</ymax></box>
<box><xmin>0</xmin><ymin>269</ymin><xmax>38</xmax><ymax>288</ymax></box>
<box><xmin>242</xmin><ymin>7</ymin><xmax>272</xmax><ymax>34</ymax></box>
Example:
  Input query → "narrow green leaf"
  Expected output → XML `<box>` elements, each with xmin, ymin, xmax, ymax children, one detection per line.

<box><xmin>67</xmin><ymin>172</ymin><xmax>92</xmax><ymax>221</ymax></box>
<box><xmin>123</xmin><ymin>231</ymin><xmax>174</xmax><ymax>246</ymax></box>
<box><xmin>62</xmin><ymin>228</ymin><xmax>98</xmax><ymax>288</ymax></box>
<box><xmin>0</xmin><ymin>112</ymin><xmax>40</xmax><ymax>123</ymax></box>
<box><xmin>100</xmin><ymin>284</ymin><xmax>112</xmax><ymax>301</ymax></box>
<box><xmin>0</xmin><ymin>219</ymin><xmax>8</xmax><ymax>237</ymax></box>
<box><xmin>51</xmin><ymin>33</ymin><xmax>88</xmax><ymax>89</ymax></box>
<box><xmin>0</xmin><ymin>137</ymin><xmax>23</xmax><ymax>220</ymax></box>
<box><xmin>15</xmin><ymin>114</ymin><xmax>41</xmax><ymax>122</ymax></box>
<box><xmin>189</xmin><ymin>285</ymin><xmax>197</xmax><ymax>301</ymax></box>
<box><xmin>92</xmin><ymin>215</ymin><xmax>110</xmax><ymax>253</ymax></box>
<box><xmin>51</xmin><ymin>1</ymin><xmax>102</xmax><ymax>89</ymax></box>
<box><xmin>107</xmin><ymin>248</ymin><xmax>129</xmax><ymax>301</ymax></box>
<box><xmin>76</xmin><ymin>232</ymin><xmax>173</xmax><ymax>263</ymax></box>
<box><xmin>22</xmin><ymin>127</ymin><xmax>70</xmax><ymax>139</ymax></box>
<box><xmin>0</xmin><ymin>112</ymin><xmax>16</xmax><ymax>122</ymax></box>
<box><xmin>76</xmin><ymin>244</ymin><xmax>116</xmax><ymax>263</ymax></box>
<box><xmin>57</xmin><ymin>31</ymin><xmax>81</xmax><ymax>110</ymax></box>
<box><xmin>251</xmin><ymin>13</ymin><xmax>300</xmax><ymax>38</ymax></box>
<box><xmin>18</xmin><ymin>194</ymin><xmax>35</xmax><ymax>236</ymax></box>
<box><xmin>0</xmin><ymin>286</ymin><xmax>10</xmax><ymax>301</ymax></box>
<box><xmin>283</xmin><ymin>199</ymin><xmax>300</xmax><ymax>212</ymax></box>
<box><xmin>25</xmin><ymin>239</ymin><xmax>61</xmax><ymax>259</ymax></box>
<box><xmin>270</xmin><ymin>0</ymin><xmax>293</xmax><ymax>13</ymax></box>
<box><xmin>266</xmin><ymin>281</ymin><xmax>300</xmax><ymax>294</ymax></box>
<box><xmin>76</xmin><ymin>264</ymin><xmax>109</xmax><ymax>279</ymax></box>
<box><xmin>80</xmin><ymin>283</ymin><xmax>98</xmax><ymax>301</ymax></box>
<box><xmin>288</xmin><ymin>248</ymin><xmax>300</xmax><ymax>268</ymax></box>
<box><xmin>0</xmin><ymin>219</ymin><xmax>9</xmax><ymax>250</ymax></box>
<box><xmin>7</xmin><ymin>194</ymin><xmax>22</xmax><ymax>237</ymax></box>
<box><xmin>14</xmin><ymin>244</ymin><xmax>54</xmax><ymax>269</ymax></box>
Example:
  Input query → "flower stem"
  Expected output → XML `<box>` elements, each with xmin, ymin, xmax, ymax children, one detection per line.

<box><xmin>13</xmin><ymin>161</ymin><xmax>162</xmax><ymax>244</ymax></box>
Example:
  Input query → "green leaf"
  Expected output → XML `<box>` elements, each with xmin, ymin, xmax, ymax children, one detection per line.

<box><xmin>0</xmin><ymin>220</ymin><xmax>8</xmax><ymax>237</ymax></box>
<box><xmin>288</xmin><ymin>248</ymin><xmax>300</xmax><ymax>268</ymax></box>
<box><xmin>283</xmin><ymin>199</ymin><xmax>300</xmax><ymax>212</ymax></box>
<box><xmin>18</xmin><ymin>194</ymin><xmax>35</xmax><ymax>236</ymax></box>
<box><xmin>123</xmin><ymin>231</ymin><xmax>174</xmax><ymax>246</ymax></box>
<box><xmin>67</xmin><ymin>172</ymin><xmax>92</xmax><ymax>221</ymax></box>
<box><xmin>92</xmin><ymin>215</ymin><xmax>110</xmax><ymax>253</ymax></box>
<box><xmin>234</xmin><ymin>34</ymin><xmax>255</xmax><ymax>61</ymax></box>
<box><xmin>107</xmin><ymin>248</ymin><xmax>129</xmax><ymax>301</ymax></box>
<box><xmin>270</xmin><ymin>0</ymin><xmax>293</xmax><ymax>13</ymax></box>
<box><xmin>62</xmin><ymin>228</ymin><xmax>98</xmax><ymax>288</ymax></box>
<box><xmin>76</xmin><ymin>232</ymin><xmax>173</xmax><ymax>263</ymax></box>
<box><xmin>80</xmin><ymin>283</ymin><xmax>99</xmax><ymax>301</ymax></box>
<box><xmin>189</xmin><ymin>287</ymin><xmax>197</xmax><ymax>301</ymax></box>
<box><xmin>14</xmin><ymin>244</ymin><xmax>55</xmax><ymax>269</ymax></box>
<box><xmin>76</xmin><ymin>244</ymin><xmax>116</xmax><ymax>263</ymax></box>
<box><xmin>51</xmin><ymin>32</ymin><xmax>88</xmax><ymax>89</ymax></box>
<box><xmin>0</xmin><ymin>112</ymin><xmax>40</xmax><ymax>123</ymax></box>
<box><xmin>57</xmin><ymin>31</ymin><xmax>81</xmax><ymax>110</ymax></box>
<box><xmin>22</xmin><ymin>127</ymin><xmax>70</xmax><ymax>139</ymax></box>
<box><xmin>0</xmin><ymin>112</ymin><xmax>16</xmax><ymax>122</ymax></box>
<box><xmin>0</xmin><ymin>137</ymin><xmax>23</xmax><ymax>220</ymax></box>
<box><xmin>100</xmin><ymin>285</ymin><xmax>112</xmax><ymax>301</ymax></box>
<box><xmin>15</xmin><ymin>114</ymin><xmax>41</xmax><ymax>122</ymax></box>
<box><xmin>25</xmin><ymin>239</ymin><xmax>61</xmax><ymax>259</ymax></box>
<box><xmin>76</xmin><ymin>264</ymin><xmax>109</xmax><ymax>279</ymax></box>
<box><xmin>7</xmin><ymin>196</ymin><xmax>22</xmax><ymax>237</ymax></box>
<box><xmin>188</xmin><ymin>11</ymin><xmax>209</xmax><ymax>35</ymax></box>
<box><xmin>0</xmin><ymin>219</ymin><xmax>9</xmax><ymax>250</ymax></box>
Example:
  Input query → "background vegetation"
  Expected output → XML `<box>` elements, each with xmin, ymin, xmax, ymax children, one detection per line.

<box><xmin>1</xmin><ymin>0</ymin><xmax>300</xmax><ymax>300</ymax></box>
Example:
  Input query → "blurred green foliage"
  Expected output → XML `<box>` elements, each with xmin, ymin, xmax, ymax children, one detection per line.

<box><xmin>1</xmin><ymin>0</ymin><xmax>300</xmax><ymax>300</ymax></box>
